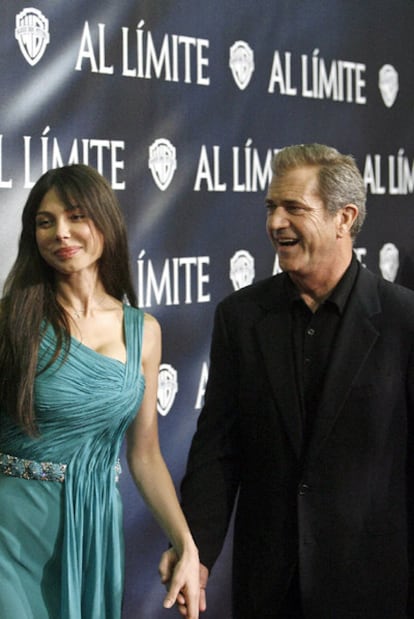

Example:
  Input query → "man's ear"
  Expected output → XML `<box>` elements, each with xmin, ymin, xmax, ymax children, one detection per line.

<box><xmin>337</xmin><ymin>203</ymin><xmax>359</xmax><ymax>237</ymax></box>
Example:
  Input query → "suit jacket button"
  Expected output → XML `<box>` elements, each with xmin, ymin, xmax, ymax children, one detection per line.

<box><xmin>298</xmin><ymin>483</ymin><xmax>310</xmax><ymax>495</ymax></box>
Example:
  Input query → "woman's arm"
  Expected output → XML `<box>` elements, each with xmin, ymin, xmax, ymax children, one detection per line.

<box><xmin>126</xmin><ymin>313</ymin><xmax>200</xmax><ymax>617</ymax></box>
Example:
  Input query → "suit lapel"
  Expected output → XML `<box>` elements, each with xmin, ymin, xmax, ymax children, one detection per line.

<box><xmin>253</xmin><ymin>269</ymin><xmax>382</xmax><ymax>463</ymax></box>
<box><xmin>305</xmin><ymin>268</ymin><xmax>381</xmax><ymax>463</ymax></box>
<box><xmin>255</xmin><ymin>276</ymin><xmax>304</xmax><ymax>459</ymax></box>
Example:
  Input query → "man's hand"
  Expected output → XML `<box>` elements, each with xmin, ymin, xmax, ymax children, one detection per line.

<box><xmin>159</xmin><ymin>547</ymin><xmax>209</xmax><ymax>616</ymax></box>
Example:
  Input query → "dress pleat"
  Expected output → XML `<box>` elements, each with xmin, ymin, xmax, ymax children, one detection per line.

<box><xmin>0</xmin><ymin>306</ymin><xmax>145</xmax><ymax>619</ymax></box>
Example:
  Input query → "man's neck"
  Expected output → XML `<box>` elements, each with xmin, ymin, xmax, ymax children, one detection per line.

<box><xmin>289</xmin><ymin>253</ymin><xmax>354</xmax><ymax>312</ymax></box>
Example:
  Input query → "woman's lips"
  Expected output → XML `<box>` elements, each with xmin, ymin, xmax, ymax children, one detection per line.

<box><xmin>54</xmin><ymin>246</ymin><xmax>80</xmax><ymax>259</ymax></box>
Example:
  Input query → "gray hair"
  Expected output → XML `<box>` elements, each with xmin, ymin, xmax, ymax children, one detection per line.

<box><xmin>271</xmin><ymin>143</ymin><xmax>366</xmax><ymax>239</ymax></box>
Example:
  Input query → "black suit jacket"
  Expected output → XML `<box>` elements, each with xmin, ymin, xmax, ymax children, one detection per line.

<box><xmin>181</xmin><ymin>266</ymin><xmax>414</xmax><ymax>618</ymax></box>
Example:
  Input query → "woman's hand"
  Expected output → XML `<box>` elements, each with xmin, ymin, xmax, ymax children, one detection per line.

<box><xmin>160</xmin><ymin>547</ymin><xmax>209</xmax><ymax>617</ymax></box>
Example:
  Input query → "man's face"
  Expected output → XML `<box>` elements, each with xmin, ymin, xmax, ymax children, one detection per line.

<box><xmin>265</xmin><ymin>165</ymin><xmax>342</xmax><ymax>281</ymax></box>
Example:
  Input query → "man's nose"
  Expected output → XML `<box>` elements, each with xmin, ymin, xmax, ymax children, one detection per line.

<box><xmin>268</xmin><ymin>206</ymin><xmax>289</xmax><ymax>227</ymax></box>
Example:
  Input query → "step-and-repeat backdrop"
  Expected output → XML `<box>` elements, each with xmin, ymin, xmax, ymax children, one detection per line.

<box><xmin>1</xmin><ymin>1</ymin><xmax>414</xmax><ymax>616</ymax></box>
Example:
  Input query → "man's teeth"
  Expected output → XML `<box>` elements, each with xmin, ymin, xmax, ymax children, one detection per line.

<box><xmin>278</xmin><ymin>239</ymin><xmax>298</xmax><ymax>246</ymax></box>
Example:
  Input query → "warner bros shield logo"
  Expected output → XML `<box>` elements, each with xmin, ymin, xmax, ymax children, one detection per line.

<box><xmin>229</xmin><ymin>41</ymin><xmax>255</xmax><ymax>90</ymax></box>
<box><xmin>148</xmin><ymin>139</ymin><xmax>177</xmax><ymax>191</ymax></box>
<box><xmin>157</xmin><ymin>364</ymin><xmax>178</xmax><ymax>416</ymax></box>
<box><xmin>378</xmin><ymin>64</ymin><xmax>399</xmax><ymax>108</ymax></box>
<box><xmin>15</xmin><ymin>8</ymin><xmax>50</xmax><ymax>67</ymax></box>
<box><xmin>230</xmin><ymin>249</ymin><xmax>255</xmax><ymax>290</ymax></box>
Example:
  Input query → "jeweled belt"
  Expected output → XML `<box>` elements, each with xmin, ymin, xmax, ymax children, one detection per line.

<box><xmin>0</xmin><ymin>451</ymin><xmax>121</xmax><ymax>483</ymax></box>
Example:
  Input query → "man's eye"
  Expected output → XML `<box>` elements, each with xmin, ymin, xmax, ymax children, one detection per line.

<box><xmin>286</xmin><ymin>205</ymin><xmax>302</xmax><ymax>214</ymax></box>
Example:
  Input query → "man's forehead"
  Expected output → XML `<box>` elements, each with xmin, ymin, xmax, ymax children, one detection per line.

<box><xmin>267</xmin><ymin>165</ymin><xmax>320</xmax><ymax>199</ymax></box>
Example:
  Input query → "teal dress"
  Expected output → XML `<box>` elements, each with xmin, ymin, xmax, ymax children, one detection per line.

<box><xmin>0</xmin><ymin>305</ymin><xmax>145</xmax><ymax>619</ymax></box>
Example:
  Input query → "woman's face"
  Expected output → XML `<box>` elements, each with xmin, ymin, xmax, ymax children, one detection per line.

<box><xmin>35</xmin><ymin>187</ymin><xmax>104</xmax><ymax>277</ymax></box>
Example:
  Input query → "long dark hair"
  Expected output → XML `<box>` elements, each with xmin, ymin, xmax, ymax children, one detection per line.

<box><xmin>0</xmin><ymin>164</ymin><xmax>137</xmax><ymax>435</ymax></box>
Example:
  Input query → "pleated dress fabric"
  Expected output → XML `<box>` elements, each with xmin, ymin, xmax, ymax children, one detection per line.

<box><xmin>0</xmin><ymin>305</ymin><xmax>145</xmax><ymax>619</ymax></box>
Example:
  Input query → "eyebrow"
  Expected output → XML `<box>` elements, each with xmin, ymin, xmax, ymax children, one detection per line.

<box><xmin>35</xmin><ymin>204</ymin><xmax>82</xmax><ymax>215</ymax></box>
<box><xmin>265</xmin><ymin>198</ymin><xmax>301</xmax><ymax>207</ymax></box>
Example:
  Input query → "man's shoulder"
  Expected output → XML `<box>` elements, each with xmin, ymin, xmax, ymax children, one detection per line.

<box><xmin>359</xmin><ymin>266</ymin><xmax>414</xmax><ymax>298</ymax></box>
<box><xmin>357</xmin><ymin>266</ymin><xmax>414</xmax><ymax>318</ymax></box>
<box><xmin>218</xmin><ymin>273</ymin><xmax>286</xmax><ymax>311</ymax></box>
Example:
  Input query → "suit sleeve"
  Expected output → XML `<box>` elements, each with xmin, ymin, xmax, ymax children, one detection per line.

<box><xmin>180</xmin><ymin>300</ymin><xmax>241</xmax><ymax>571</ymax></box>
<box><xmin>406</xmin><ymin>341</ymin><xmax>414</xmax><ymax>612</ymax></box>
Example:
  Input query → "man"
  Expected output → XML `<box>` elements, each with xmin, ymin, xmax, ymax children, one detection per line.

<box><xmin>160</xmin><ymin>144</ymin><xmax>414</xmax><ymax>618</ymax></box>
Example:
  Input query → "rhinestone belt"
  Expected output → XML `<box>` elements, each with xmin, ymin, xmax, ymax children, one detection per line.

<box><xmin>0</xmin><ymin>451</ymin><xmax>121</xmax><ymax>483</ymax></box>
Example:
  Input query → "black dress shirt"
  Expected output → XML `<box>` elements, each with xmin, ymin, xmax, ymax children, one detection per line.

<box><xmin>286</xmin><ymin>254</ymin><xmax>360</xmax><ymax>448</ymax></box>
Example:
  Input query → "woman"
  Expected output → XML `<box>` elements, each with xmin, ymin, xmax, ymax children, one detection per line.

<box><xmin>0</xmin><ymin>164</ymin><xmax>199</xmax><ymax>618</ymax></box>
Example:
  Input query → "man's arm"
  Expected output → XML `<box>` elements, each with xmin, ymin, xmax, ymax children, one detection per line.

<box><xmin>180</xmin><ymin>300</ymin><xmax>241</xmax><ymax>570</ymax></box>
<box><xmin>158</xmin><ymin>300</ymin><xmax>241</xmax><ymax>613</ymax></box>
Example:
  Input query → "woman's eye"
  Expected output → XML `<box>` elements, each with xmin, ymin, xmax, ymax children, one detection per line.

<box><xmin>68</xmin><ymin>208</ymin><xmax>87</xmax><ymax>221</ymax></box>
<box><xmin>35</xmin><ymin>218</ymin><xmax>52</xmax><ymax>228</ymax></box>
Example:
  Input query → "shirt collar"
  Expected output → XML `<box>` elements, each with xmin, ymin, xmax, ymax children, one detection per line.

<box><xmin>286</xmin><ymin>253</ymin><xmax>360</xmax><ymax>314</ymax></box>
<box><xmin>327</xmin><ymin>253</ymin><xmax>359</xmax><ymax>313</ymax></box>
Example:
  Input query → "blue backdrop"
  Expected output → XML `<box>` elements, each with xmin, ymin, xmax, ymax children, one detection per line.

<box><xmin>1</xmin><ymin>1</ymin><xmax>414</xmax><ymax>616</ymax></box>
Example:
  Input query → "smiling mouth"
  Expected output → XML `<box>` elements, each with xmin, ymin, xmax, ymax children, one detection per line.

<box><xmin>277</xmin><ymin>239</ymin><xmax>299</xmax><ymax>247</ymax></box>
<box><xmin>54</xmin><ymin>247</ymin><xmax>80</xmax><ymax>259</ymax></box>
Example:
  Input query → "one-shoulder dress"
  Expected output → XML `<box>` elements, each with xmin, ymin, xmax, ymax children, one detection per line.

<box><xmin>0</xmin><ymin>305</ymin><xmax>145</xmax><ymax>619</ymax></box>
